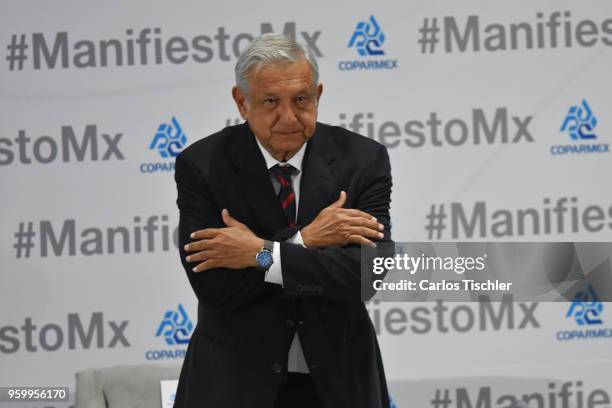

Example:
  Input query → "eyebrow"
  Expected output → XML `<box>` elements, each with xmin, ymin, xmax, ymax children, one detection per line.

<box><xmin>292</xmin><ymin>87</ymin><xmax>313</xmax><ymax>95</ymax></box>
<box><xmin>260</xmin><ymin>88</ymin><xmax>312</xmax><ymax>98</ymax></box>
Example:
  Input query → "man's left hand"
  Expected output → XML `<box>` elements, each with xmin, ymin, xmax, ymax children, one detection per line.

<box><xmin>184</xmin><ymin>209</ymin><xmax>264</xmax><ymax>272</ymax></box>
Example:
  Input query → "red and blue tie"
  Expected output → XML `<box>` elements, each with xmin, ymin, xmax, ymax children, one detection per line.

<box><xmin>270</xmin><ymin>164</ymin><xmax>297</xmax><ymax>227</ymax></box>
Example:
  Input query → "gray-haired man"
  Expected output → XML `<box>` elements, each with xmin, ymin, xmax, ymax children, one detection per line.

<box><xmin>174</xmin><ymin>33</ymin><xmax>393</xmax><ymax>408</ymax></box>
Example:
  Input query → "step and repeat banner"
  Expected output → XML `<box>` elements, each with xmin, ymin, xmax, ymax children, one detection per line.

<box><xmin>1</xmin><ymin>0</ymin><xmax>612</xmax><ymax>406</ymax></box>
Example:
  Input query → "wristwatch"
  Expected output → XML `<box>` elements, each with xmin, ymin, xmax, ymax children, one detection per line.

<box><xmin>255</xmin><ymin>240</ymin><xmax>274</xmax><ymax>272</ymax></box>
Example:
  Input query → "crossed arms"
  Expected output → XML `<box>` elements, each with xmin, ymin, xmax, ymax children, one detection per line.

<box><xmin>175</xmin><ymin>144</ymin><xmax>392</xmax><ymax>310</ymax></box>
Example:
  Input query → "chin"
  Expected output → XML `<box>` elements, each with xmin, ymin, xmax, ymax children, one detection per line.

<box><xmin>274</xmin><ymin>141</ymin><xmax>304</xmax><ymax>152</ymax></box>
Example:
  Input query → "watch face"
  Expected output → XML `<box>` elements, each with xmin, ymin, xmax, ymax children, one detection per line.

<box><xmin>256</xmin><ymin>250</ymin><xmax>273</xmax><ymax>270</ymax></box>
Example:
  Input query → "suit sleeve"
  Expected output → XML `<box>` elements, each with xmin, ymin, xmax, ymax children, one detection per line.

<box><xmin>175</xmin><ymin>153</ymin><xmax>275</xmax><ymax>311</ymax></box>
<box><xmin>279</xmin><ymin>143</ymin><xmax>393</xmax><ymax>302</ymax></box>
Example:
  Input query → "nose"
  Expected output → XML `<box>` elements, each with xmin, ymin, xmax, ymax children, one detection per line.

<box><xmin>277</xmin><ymin>100</ymin><xmax>299</xmax><ymax>127</ymax></box>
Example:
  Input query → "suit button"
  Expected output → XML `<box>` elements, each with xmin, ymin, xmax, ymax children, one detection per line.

<box><xmin>285</xmin><ymin>319</ymin><xmax>295</xmax><ymax>327</ymax></box>
<box><xmin>298</xmin><ymin>320</ymin><xmax>304</xmax><ymax>326</ymax></box>
<box><xmin>273</xmin><ymin>363</ymin><xmax>283</xmax><ymax>373</ymax></box>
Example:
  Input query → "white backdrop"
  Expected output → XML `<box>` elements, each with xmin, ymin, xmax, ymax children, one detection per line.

<box><xmin>2</xmin><ymin>0</ymin><xmax>612</xmax><ymax>407</ymax></box>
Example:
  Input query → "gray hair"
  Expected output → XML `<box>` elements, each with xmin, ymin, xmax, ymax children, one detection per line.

<box><xmin>234</xmin><ymin>33</ymin><xmax>319</xmax><ymax>97</ymax></box>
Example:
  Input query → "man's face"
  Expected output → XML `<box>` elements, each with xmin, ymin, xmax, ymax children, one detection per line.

<box><xmin>232</xmin><ymin>58</ymin><xmax>323</xmax><ymax>161</ymax></box>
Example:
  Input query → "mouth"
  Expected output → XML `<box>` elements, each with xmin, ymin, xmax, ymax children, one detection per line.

<box><xmin>272</xmin><ymin>131</ymin><xmax>304</xmax><ymax>139</ymax></box>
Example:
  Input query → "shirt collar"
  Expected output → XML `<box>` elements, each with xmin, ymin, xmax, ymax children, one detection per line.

<box><xmin>253</xmin><ymin>132</ymin><xmax>306</xmax><ymax>172</ymax></box>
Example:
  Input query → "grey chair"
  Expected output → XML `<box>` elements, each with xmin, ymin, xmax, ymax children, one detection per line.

<box><xmin>75</xmin><ymin>364</ymin><xmax>181</xmax><ymax>408</ymax></box>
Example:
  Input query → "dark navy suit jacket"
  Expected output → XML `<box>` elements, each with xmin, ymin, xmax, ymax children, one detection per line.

<box><xmin>173</xmin><ymin>121</ymin><xmax>393</xmax><ymax>408</ymax></box>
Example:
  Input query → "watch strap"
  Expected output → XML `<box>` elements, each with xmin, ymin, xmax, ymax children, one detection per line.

<box><xmin>263</xmin><ymin>239</ymin><xmax>274</xmax><ymax>252</ymax></box>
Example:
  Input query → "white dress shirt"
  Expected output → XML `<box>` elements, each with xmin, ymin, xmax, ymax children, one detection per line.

<box><xmin>253</xmin><ymin>135</ymin><xmax>310</xmax><ymax>373</ymax></box>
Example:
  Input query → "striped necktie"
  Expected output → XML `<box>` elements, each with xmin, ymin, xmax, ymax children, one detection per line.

<box><xmin>270</xmin><ymin>164</ymin><xmax>297</xmax><ymax>227</ymax></box>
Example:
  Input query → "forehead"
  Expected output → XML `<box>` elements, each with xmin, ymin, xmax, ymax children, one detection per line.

<box><xmin>248</xmin><ymin>59</ymin><xmax>313</xmax><ymax>93</ymax></box>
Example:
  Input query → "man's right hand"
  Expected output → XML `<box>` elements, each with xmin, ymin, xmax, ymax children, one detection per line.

<box><xmin>300</xmin><ymin>191</ymin><xmax>384</xmax><ymax>248</ymax></box>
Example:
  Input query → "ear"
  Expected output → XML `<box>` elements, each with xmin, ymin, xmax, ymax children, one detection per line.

<box><xmin>315</xmin><ymin>83</ymin><xmax>323</xmax><ymax>107</ymax></box>
<box><xmin>232</xmin><ymin>86</ymin><xmax>249</xmax><ymax>120</ymax></box>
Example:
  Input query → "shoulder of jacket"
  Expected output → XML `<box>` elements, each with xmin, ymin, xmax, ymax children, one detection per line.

<box><xmin>177</xmin><ymin>123</ymin><xmax>243</xmax><ymax>162</ymax></box>
<box><xmin>318</xmin><ymin>122</ymin><xmax>385</xmax><ymax>153</ymax></box>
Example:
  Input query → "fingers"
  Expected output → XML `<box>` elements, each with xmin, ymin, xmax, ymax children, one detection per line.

<box><xmin>221</xmin><ymin>208</ymin><xmax>241</xmax><ymax>227</ymax></box>
<box><xmin>192</xmin><ymin>258</ymin><xmax>220</xmax><ymax>273</ymax></box>
<box><xmin>349</xmin><ymin>226</ymin><xmax>385</xmax><ymax>240</ymax></box>
<box><xmin>348</xmin><ymin>235</ymin><xmax>377</xmax><ymax>248</ymax></box>
<box><xmin>345</xmin><ymin>215</ymin><xmax>384</xmax><ymax>231</ymax></box>
<box><xmin>331</xmin><ymin>190</ymin><xmax>347</xmax><ymax>208</ymax></box>
<box><xmin>343</xmin><ymin>215</ymin><xmax>385</xmax><ymax>247</ymax></box>
<box><xmin>185</xmin><ymin>249</ymin><xmax>218</xmax><ymax>263</ymax></box>
<box><xmin>190</xmin><ymin>228</ymin><xmax>220</xmax><ymax>240</ymax></box>
<box><xmin>342</xmin><ymin>208</ymin><xmax>378</xmax><ymax>222</ymax></box>
<box><xmin>184</xmin><ymin>238</ymin><xmax>217</xmax><ymax>252</ymax></box>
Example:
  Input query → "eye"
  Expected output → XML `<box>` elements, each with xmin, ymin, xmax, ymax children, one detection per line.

<box><xmin>263</xmin><ymin>98</ymin><xmax>277</xmax><ymax>107</ymax></box>
<box><xmin>295</xmin><ymin>96</ymin><xmax>309</xmax><ymax>106</ymax></box>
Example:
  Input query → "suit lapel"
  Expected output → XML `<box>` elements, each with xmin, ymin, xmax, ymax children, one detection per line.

<box><xmin>229</xmin><ymin>122</ymin><xmax>339</xmax><ymax>234</ymax></box>
<box><xmin>230</xmin><ymin>123</ymin><xmax>288</xmax><ymax>234</ymax></box>
<box><xmin>296</xmin><ymin>123</ymin><xmax>338</xmax><ymax>227</ymax></box>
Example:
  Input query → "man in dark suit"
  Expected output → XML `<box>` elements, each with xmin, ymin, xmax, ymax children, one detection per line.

<box><xmin>173</xmin><ymin>33</ymin><xmax>393</xmax><ymax>408</ymax></box>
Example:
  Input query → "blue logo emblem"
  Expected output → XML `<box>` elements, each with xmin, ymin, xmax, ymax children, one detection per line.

<box><xmin>155</xmin><ymin>304</ymin><xmax>194</xmax><ymax>345</ymax></box>
<box><xmin>566</xmin><ymin>285</ymin><xmax>603</xmax><ymax>326</ymax></box>
<box><xmin>150</xmin><ymin>116</ymin><xmax>187</xmax><ymax>159</ymax></box>
<box><xmin>348</xmin><ymin>15</ymin><xmax>386</xmax><ymax>56</ymax></box>
<box><xmin>560</xmin><ymin>99</ymin><xmax>597</xmax><ymax>140</ymax></box>
<box><xmin>339</xmin><ymin>15</ymin><xmax>398</xmax><ymax>71</ymax></box>
<box><xmin>550</xmin><ymin>99</ymin><xmax>608</xmax><ymax>155</ymax></box>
